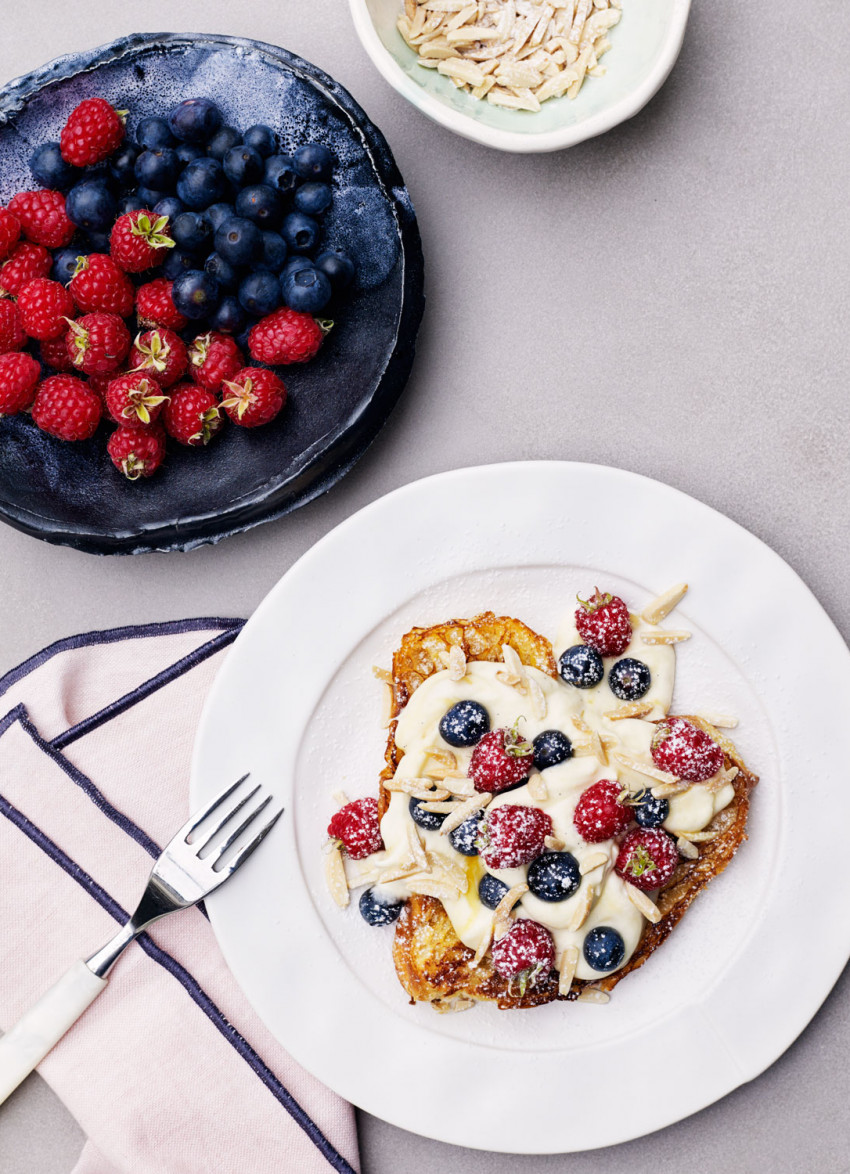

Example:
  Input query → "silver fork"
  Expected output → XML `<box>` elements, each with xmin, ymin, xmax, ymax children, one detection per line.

<box><xmin>0</xmin><ymin>774</ymin><xmax>281</xmax><ymax>1104</ymax></box>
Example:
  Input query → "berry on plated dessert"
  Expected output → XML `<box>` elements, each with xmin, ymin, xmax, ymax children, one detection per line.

<box><xmin>129</xmin><ymin>329</ymin><xmax>188</xmax><ymax>388</ymax></box>
<box><xmin>65</xmin><ymin>179</ymin><xmax>117</xmax><ymax>233</ymax></box>
<box><xmin>478</xmin><ymin>872</ymin><xmax>510</xmax><ymax>910</ymax></box>
<box><xmin>220</xmin><ymin>367</ymin><xmax>286</xmax><ymax>428</ymax></box>
<box><xmin>0</xmin><ymin>207</ymin><xmax>21</xmax><ymax>260</ymax></box>
<box><xmin>248</xmin><ymin>306</ymin><xmax>326</xmax><ymax>365</ymax></box>
<box><xmin>615</xmin><ymin>828</ymin><xmax>679</xmax><ymax>892</ymax></box>
<box><xmin>0</xmin><ymin>301</ymin><xmax>26</xmax><ymax>354</ymax></box>
<box><xmin>651</xmin><ymin>717</ymin><xmax>724</xmax><ymax>782</ymax></box>
<box><xmin>558</xmin><ymin>644</ymin><xmax>604</xmax><ymax>688</ymax></box>
<box><xmin>439</xmin><ymin>699</ymin><xmax>490</xmax><ymax>747</ymax></box>
<box><xmin>448</xmin><ymin>812</ymin><xmax>483</xmax><ymax>856</ymax></box>
<box><xmin>491</xmin><ymin>919</ymin><xmax>555</xmax><ymax>990</ymax></box>
<box><xmin>110</xmin><ymin>209</ymin><xmax>175</xmax><ymax>272</ymax></box>
<box><xmin>608</xmin><ymin>657</ymin><xmax>651</xmax><ymax>701</ymax></box>
<box><xmin>171</xmin><ymin>269</ymin><xmax>221</xmax><ymax>320</ymax></box>
<box><xmin>469</xmin><ymin>723</ymin><xmax>533</xmax><ymax>793</ymax></box>
<box><xmin>7</xmin><ymin>190</ymin><xmax>74</xmax><ymax>250</ymax></box>
<box><xmin>69</xmin><ymin>254</ymin><xmax>135</xmax><ymax>317</ymax></box>
<box><xmin>0</xmin><ymin>242</ymin><xmax>52</xmax><ymax>296</ymax></box>
<box><xmin>189</xmin><ymin>331</ymin><xmax>243</xmax><ymax>393</ymax></box>
<box><xmin>408</xmin><ymin>797</ymin><xmax>448</xmax><ymax>832</ymax></box>
<box><xmin>135</xmin><ymin>278</ymin><xmax>189</xmax><ymax>331</ymax></box>
<box><xmin>31</xmin><ymin>374</ymin><xmax>102</xmax><ymax>440</ymax></box>
<box><xmin>162</xmin><ymin>384</ymin><xmax>222</xmax><ymax>447</ymax></box>
<box><xmin>633</xmin><ymin>793</ymin><xmax>669</xmax><ymax>829</ymax></box>
<box><xmin>573</xmin><ymin>780</ymin><xmax>631</xmax><ymax>843</ymax></box>
<box><xmin>107</xmin><ymin>424</ymin><xmax>166</xmax><ymax>480</ymax></box>
<box><xmin>526</xmin><ymin>851</ymin><xmax>581</xmax><ymax>902</ymax></box>
<box><xmin>0</xmin><ymin>352</ymin><xmax>40</xmax><ymax>415</ymax></box>
<box><xmin>60</xmin><ymin>98</ymin><xmax>126</xmax><ymax>166</ymax></box>
<box><xmin>359</xmin><ymin>888</ymin><xmax>404</xmax><ymax>927</ymax></box>
<box><xmin>17</xmin><ymin>277</ymin><xmax>75</xmax><ymax>341</ymax></box>
<box><xmin>65</xmin><ymin>312</ymin><xmax>131</xmax><ymax>375</ymax></box>
<box><xmin>480</xmin><ymin>804</ymin><xmax>552</xmax><ymax>869</ymax></box>
<box><xmin>531</xmin><ymin>729</ymin><xmax>572</xmax><ymax>770</ymax></box>
<box><xmin>327</xmin><ymin>797</ymin><xmax>383</xmax><ymax>860</ymax></box>
<box><xmin>105</xmin><ymin>372</ymin><xmax>167</xmax><ymax>429</ymax></box>
<box><xmin>575</xmin><ymin>588</ymin><xmax>632</xmax><ymax>657</ymax></box>
<box><xmin>583</xmin><ymin>926</ymin><xmax>626</xmax><ymax>973</ymax></box>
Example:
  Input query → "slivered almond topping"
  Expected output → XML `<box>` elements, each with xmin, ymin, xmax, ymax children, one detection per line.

<box><xmin>345</xmin><ymin>862</ymin><xmax>381</xmax><ymax>888</ymax></box>
<box><xmin>426</xmin><ymin>749</ymin><xmax>457</xmax><ymax>769</ymax></box>
<box><xmin>331</xmin><ymin>789</ymin><xmax>349</xmax><ymax>807</ymax></box>
<box><xmin>567</xmin><ymin>883</ymin><xmax>596</xmax><ymax>931</ymax></box>
<box><xmin>417</xmin><ymin>800</ymin><xmax>459</xmax><ymax>813</ymax></box>
<box><xmin>324</xmin><ymin>844</ymin><xmax>349</xmax><ymax>908</ymax></box>
<box><xmin>527</xmin><ymin>773</ymin><xmax>549</xmax><ymax>802</ymax></box>
<box><xmin>528</xmin><ymin>675</ymin><xmax>547</xmax><ymax>720</ymax></box>
<box><xmin>704</xmin><ymin>764</ymin><xmax>739</xmax><ymax>794</ymax></box>
<box><xmin>425</xmin><ymin>763</ymin><xmax>470</xmax><ymax>781</ymax></box>
<box><xmin>371</xmin><ymin>665</ymin><xmax>393</xmax><ymax>684</ymax></box>
<box><xmin>698</xmin><ymin>712</ymin><xmax>739</xmax><ymax>729</ymax></box>
<box><xmin>380</xmin><ymin>682</ymin><xmax>394</xmax><ymax>728</ymax></box>
<box><xmin>558</xmin><ymin>945</ymin><xmax>579</xmax><ymax>996</ymax></box>
<box><xmin>626</xmin><ymin>884</ymin><xmax>662</xmax><ymax>923</ymax></box>
<box><xmin>385</xmin><ymin>776</ymin><xmax>451</xmax><ymax>801</ymax></box>
<box><xmin>471</xmin><ymin>921</ymin><xmax>495</xmax><ymax>968</ymax></box>
<box><xmin>676</xmin><ymin>836</ymin><xmax>699</xmax><ymax>860</ymax></box>
<box><xmin>426</xmin><ymin>850</ymin><xmax>468</xmax><ymax>892</ymax></box>
<box><xmin>651</xmin><ymin>781</ymin><xmax>692</xmax><ymax>798</ymax></box>
<box><xmin>432</xmin><ymin>996</ymin><xmax>476</xmax><ymax>1014</ymax></box>
<box><xmin>376</xmin><ymin>860</ymin><xmax>418</xmax><ymax>883</ymax></box>
<box><xmin>612</xmin><ymin>751</ymin><xmax>679</xmax><ymax>786</ymax></box>
<box><xmin>501</xmin><ymin>643</ymin><xmax>525</xmax><ymax>678</ymax></box>
<box><xmin>439</xmin><ymin>776</ymin><xmax>476</xmax><ymax>798</ymax></box>
<box><xmin>605</xmin><ymin>701</ymin><xmax>654</xmax><ymax>721</ymax></box>
<box><xmin>440</xmin><ymin>791</ymin><xmax>492</xmax><ymax>835</ymax></box>
<box><xmin>577</xmin><ymin>988</ymin><xmax>610</xmax><ymax>1005</ymax></box>
<box><xmin>495</xmin><ymin>669</ymin><xmax>523</xmax><ymax>688</ymax></box>
<box><xmin>676</xmin><ymin>829</ymin><xmax>719</xmax><ymax>843</ymax></box>
<box><xmin>641</xmin><ymin>582</ymin><xmax>688</xmax><ymax>625</ymax></box>
<box><xmin>544</xmin><ymin>834</ymin><xmax>566</xmax><ymax>851</ymax></box>
<box><xmin>408</xmin><ymin>877</ymin><xmax>464</xmax><ymax>901</ymax></box>
<box><xmin>641</xmin><ymin>629</ymin><xmax>692</xmax><ymax>646</ymax></box>
<box><xmin>580</xmin><ymin>851</ymin><xmax>608</xmax><ymax>875</ymax></box>
<box><xmin>572</xmin><ymin>714</ymin><xmax>591</xmax><ymax>734</ymax></box>
<box><xmin>407</xmin><ymin>824</ymin><xmax>430</xmax><ymax>872</ymax></box>
<box><xmin>494</xmin><ymin>882</ymin><xmax>528</xmax><ymax>938</ymax></box>
<box><xmin>600</xmin><ymin>734</ymin><xmax>618</xmax><ymax>750</ymax></box>
<box><xmin>447</xmin><ymin>643</ymin><xmax>467</xmax><ymax>681</ymax></box>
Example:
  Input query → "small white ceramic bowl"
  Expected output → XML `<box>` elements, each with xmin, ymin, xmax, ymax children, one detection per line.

<box><xmin>349</xmin><ymin>0</ymin><xmax>691</xmax><ymax>153</ymax></box>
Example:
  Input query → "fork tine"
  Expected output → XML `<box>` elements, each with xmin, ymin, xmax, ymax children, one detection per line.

<box><xmin>208</xmin><ymin>793</ymin><xmax>274</xmax><ymax>866</ymax></box>
<box><xmin>176</xmin><ymin>773</ymin><xmax>251</xmax><ymax>841</ymax></box>
<box><xmin>221</xmin><ymin>807</ymin><xmax>283</xmax><ymax>876</ymax></box>
<box><xmin>197</xmin><ymin>784</ymin><xmax>261</xmax><ymax>853</ymax></box>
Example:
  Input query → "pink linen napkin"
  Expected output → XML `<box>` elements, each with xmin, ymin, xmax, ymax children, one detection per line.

<box><xmin>0</xmin><ymin>618</ymin><xmax>359</xmax><ymax>1174</ymax></box>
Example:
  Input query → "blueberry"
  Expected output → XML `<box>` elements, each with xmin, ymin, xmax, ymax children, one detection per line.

<box><xmin>315</xmin><ymin>246</ymin><xmax>355</xmax><ymax>291</ymax></box>
<box><xmin>66</xmin><ymin>179</ymin><xmax>117</xmax><ymax>232</ymax></box>
<box><xmin>136</xmin><ymin>186</ymin><xmax>169</xmax><ymax>209</ymax></box>
<box><xmin>478</xmin><ymin>873</ymin><xmax>510</xmax><ymax>910</ymax></box>
<box><xmin>171</xmin><ymin>269</ymin><xmax>221</xmax><ymax>319</ymax></box>
<box><xmin>172</xmin><ymin>210</ymin><xmax>212</xmax><ymax>254</ymax></box>
<box><xmin>52</xmin><ymin>246</ymin><xmax>86</xmax><ymax>284</ymax></box>
<box><xmin>168</xmin><ymin>98</ymin><xmax>223</xmax><ymax>144</ymax></box>
<box><xmin>175</xmin><ymin>142</ymin><xmax>206</xmax><ymax>167</ymax></box>
<box><xmin>223</xmin><ymin>145</ymin><xmax>265</xmax><ymax>189</ymax></box>
<box><xmin>280</xmin><ymin>256</ymin><xmax>311</xmax><ymax>285</ymax></box>
<box><xmin>109</xmin><ymin>141</ymin><xmax>141</xmax><ymax>189</ymax></box>
<box><xmin>243</xmin><ymin>124</ymin><xmax>279</xmax><ymax>158</ymax></box>
<box><xmin>162</xmin><ymin>248</ymin><xmax>200</xmax><ymax>281</ymax></box>
<box><xmin>532</xmin><ymin>730</ymin><xmax>573</xmax><ymax>771</ymax></box>
<box><xmin>235</xmin><ymin>184</ymin><xmax>283</xmax><ymax>229</ymax></box>
<box><xmin>439</xmin><ymin>700</ymin><xmax>490</xmax><ymax>748</ymax></box>
<box><xmin>256</xmin><ymin>232</ymin><xmax>288</xmax><ymax>274</ymax></box>
<box><xmin>153</xmin><ymin>196</ymin><xmax>185</xmax><ymax>221</ymax></box>
<box><xmin>204</xmin><ymin>252</ymin><xmax>240</xmax><ymax>292</ymax></box>
<box><xmin>608</xmin><ymin>658</ymin><xmax>652</xmax><ymax>702</ymax></box>
<box><xmin>137</xmin><ymin>116</ymin><xmax>175</xmax><ymax>150</ymax></box>
<box><xmin>294</xmin><ymin>182</ymin><xmax>332</xmax><ymax>217</ymax></box>
<box><xmin>238</xmin><ymin>271</ymin><xmax>281</xmax><ymax>317</ymax></box>
<box><xmin>409</xmin><ymin>796</ymin><xmax>447</xmax><ymax>832</ymax></box>
<box><xmin>583</xmin><ymin>926</ymin><xmax>625</xmax><ymax>972</ymax></box>
<box><xmin>264</xmin><ymin>154</ymin><xmax>300</xmax><ymax>196</ymax></box>
<box><xmin>135</xmin><ymin>148</ymin><xmax>180</xmax><ymax>192</ymax></box>
<box><xmin>206</xmin><ymin>202</ymin><xmax>235</xmax><ymax>232</ymax></box>
<box><xmin>281</xmin><ymin>210</ymin><xmax>320</xmax><ymax>255</ymax></box>
<box><xmin>30</xmin><ymin>141</ymin><xmax>78</xmax><ymax>191</ymax></box>
<box><xmin>210</xmin><ymin>294</ymin><xmax>248</xmax><ymax>335</ymax></box>
<box><xmin>634</xmin><ymin>794</ymin><xmax>669</xmax><ymax>829</ymax></box>
<box><xmin>559</xmin><ymin>645</ymin><xmax>604</xmax><ymax>689</ymax></box>
<box><xmin>176</xmin><ymin>158</ymin><xmax>229</xmax><ymax>210</ymax></box>
<box><xmin>281</xmin><ymin>265</ymin><xmax>331</xmax><ymax>314</ymax></box>
<box><xmin>84</xmin><ymin>231</ymin><xmax>111</xmax><ymax>253</ymax></box>
<box><xmin>117</xmin><ymin>193</ymin><xmax>147</xmax><ymax>218</ymax></box>
<box><xmin>215</xmin><ymin>216</ymin><xmax>262</xmax><ymax>266</ymax></box>
<box><xmin>358</xmin><ymin>887</ymin><xmax>403</xmax><ymax>927</ymax></box>
<box><xmin>206</xmin><ymin>126</ymin><xmax>242</xmax><ymax>161</ymax></box>
<box><xmin>448</xmin><ymin>813</ymin><xmax>482</xmax><ymax>856</ymax></box>
<box><xmin>527</xmin><ymin>852</ymin><xmax>581</xmax><ymax>903</ymax></box>
<box><xmin>293</xmin><ymin>143</ymin><xmax>333</xmax><ymax>182</ymax></box>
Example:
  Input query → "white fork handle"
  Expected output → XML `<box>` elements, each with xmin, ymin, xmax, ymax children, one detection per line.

<box><xmin>0</xmin><ymin>960</ymin><xmax>106</xmax><ymax>1104</ymax></box>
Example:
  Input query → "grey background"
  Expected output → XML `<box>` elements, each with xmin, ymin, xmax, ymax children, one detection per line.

<box><xmin>0</xmin><ymin>0</ymin><xmax>848</xmax><ymax>1171</ymax></box>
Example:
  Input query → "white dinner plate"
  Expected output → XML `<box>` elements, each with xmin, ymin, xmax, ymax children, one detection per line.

<box><xmin>191</xmin><ymin>462</ymin><xmax>850</xmax><ymax>1153</ymax></box>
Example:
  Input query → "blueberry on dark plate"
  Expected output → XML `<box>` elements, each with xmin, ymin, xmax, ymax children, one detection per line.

<box><xmin>243</xmin><ymin>124</ymin><xmax>279</xmax><ymax>158</ymax></box>
<box><xmin>281</xmin><ymin>210</ymin><xmax>320</xmax><ymax>255</ymax></box>
<box><xmin>264</xmin><ymin>154</ymin><xmax>300</xmax><ymax>196</ymax></box>
<box><xmin>256</xmin><ymin>231</ymin><xmax>288</xmax><ymax>274</ymax></box>
<box><xmin>162</xmin><ymin>248</ymin><xmax>200</xmax><ymax>281</ymax></box>
<box><xmin>84</xmin><ymin>231</ymin><xmax>111</xmax><ymax>253</ymax></box>
<box><xmin>204</xmin><ymin>252</ymin><xmax>240</xmax><ymax>292</ymax></box>
<box><xmin>608</xmin><ymin>658</ymin><xmax>652</xmax><ymax>702</ymax></box>
<box><xmin>175</xmin><ymin>142</ymin><xmax>206</xmax><ymax>167</ymax></box>
<box><xmin>176</xmin><ymin>158</ymin><xmax>229</xmax><ymax>210</ymax></box>
<box><xmin>448</xmin><ymin>813</ymin><xmax>482</xmax><ymax>856</ymax></box>
<box><xmin>153</xmin><ymin>196</ymin><xmax>185</xmax><ymax>221</ymax></box>
<box><xmin>280</xmin><ymin>256</ymin><xmax>311</xmax><ymax>285</ymax></box>
<box><xmin>409</xmin><ymin>796</ymin><xmax>447</xmax><ymax>832</ymax></box>
<box><xmin>171</xmin><ymin>269</ymin><xmax>221</xmax><ymax>319</ymax></box>
<box><xmin>634</xmin><ymin>794</ymin><xmax>669</xmax><ymax>829</ymax></box>
<box><xmin>206</xmin><ymin>202</ymin><xmax>235</xmax><ymax>232</ymax></box>
<box><xmin>583</xmin><ymin>925</ymin><xmax>625</xmax><ymax>972</ymax></box>
<box><xmin>315</xmin><ymin>246</ymin><xmax>355</xmax><ymax>291</ymax></box>
<box><xmin>109</xmin><ymin>141</ymin><xmax>140</xmax><ymax>189</ymax></box>
<box><xmin>137</xmin><ymin>116</ymin><xmax>175</xmax><ymax>150</ymax></box>
<box><xmin>172</xmin><ymin>210</ymin><xmax>212</xmax><ymax>253</ymax></box>
<box><xmin>136</xmin><ymin>186</ymin><xmax>169</xmax><ymax>209</ymax></box>
<box><xmin>168</xmin><ymin>98</ymin><xmax>223</xmax><ymax>144</ymax></box>
<box><xmin>358</xmin><ymin>888</ymin><xmax>403</xmax><ymax>927</ymax></box>
<box><xmin>238</xmin><ymin>270</ymin><xmax>281</xmax><ymax>317</ymax></box>
<box><xmin>527</xmin><ymin>852</ymin><xmax>581</xmax><ymax>903</ymax></box>
<box><xmin>66</xmin><ymin>179</ymin><xmax>117</xmax><ymax>232</ymax></box>
<box><xmin>235</xmin><ymin>184</ymin><xmax>283</xmax><ymax>229</ymax></box>
<box><xmin>532</xmin><ymin>729</ymin><xmax>573</xmax><ymax>771</ymax></box>
<box><xmin>558</xmin><ymin>645</ymin><xmax>604</xmax><ymax>689</ymax></box>
<box><xmin>293</xmin><ymin>142</ymin><xmax>333</xmax><ymax>181</ymax></box>
<box><xmin>52</xmin><ymin>246</ymin><xmax>86</xmax><ymax>284</ymax></box>
<box><xmin>223</xmin><ymin>145</ymin><xmax>265</xmax><ymax>189</ymax></box>
<box><xmin>281</xmin><ymin>265</ymin><xmax>331</xmax><ymax>314</ymax></box>
<box><xmin>294</xmin><ymin>182</ymin><xmax>332</xmax><ymax>217</ymax></box>
<box><xmin>210</xmin><ymin>294</ymin><xmax>247</xmax><ymax>335</ymax></box>
<box><xmin>478</xmin><ymin>873</ymin><xmax>510</xmax><ymax>910</ymax></box>
<box><xmin>206</xmin><ymin>125</ymin><xmax>242</xmax><ymax>161</ymax></box>
<box><xmin>116</xmin><ymin>192</ymin><xmax>146</xmax><ymax>218</ymax></box>
<box><xmin>135</xmin><ymin>148</ymin><xmax>180</xmax><ymax>193</ymax></box>
<box><xmin>30</xmin><ymin>141</ymin><xmax>78</xmax><ymax>191</ymax></box>
<box><xmin>439</xmin><ymin>700</ymin><xmax>490</xmax><ymax>748</ymax></box>
<box><xmin>215</xmin><ymin>216</ymin><xmax>262</xmax><ymax>266</ymax></box>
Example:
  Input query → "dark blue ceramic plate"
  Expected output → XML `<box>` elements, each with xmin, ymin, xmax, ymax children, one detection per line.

<box><xmin>0</xmin><ymin>33</ymin><xmax>424</xmax><ymax>554</ymax></box>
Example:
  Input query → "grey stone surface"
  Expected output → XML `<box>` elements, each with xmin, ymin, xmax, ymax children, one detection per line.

<box><xmin>0</xmin><ymin>0</ymin><xmax>848</xmax><ymax>1171</ymax></box>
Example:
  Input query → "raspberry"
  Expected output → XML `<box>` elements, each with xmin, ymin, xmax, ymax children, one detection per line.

<box><xmin>0</xmin><ymin>352</ymin><xmax>40</xmax><ymax>415</ymax></box>
<box><xmin>69</xmin><ymin>254</ymin><xmax>135</xmax><ymax>317</ymax></box>
<box><xmin>0</xmin><ymin>301</ymin><xmax>26</xmax><ymax>354</ymax></box>
<box><xmin>480</xmin><ymin>804</ymin><xmax>552</xmax><ymax>869</ymax></box>
<box><xmin>615</xmin><ymin>828</ymin><xmax>679</xmax><ymax>893</ymax></box>
<box><xmin>105</xmin><ymin>372</ymin><xmax>168</xmax><ymax>429</ymax></box>
<box><xmin>0</xmin><ymin>242</ymin><xmax>52</xmax><ymax>296</ymax></box>
<box><xmin>248</xmin><ymin>307</ymin><xmax>325</xmax><ymax>365</ymax></box>
<box><xmin>188</xmin><ymin>331</ymin><xmax>242</xmax><ymax>393</ymax></box>
<box><xmin>575</xmin><ymin>589</ymin><xmax>632</xmax><ymax>657</ymax></box>
<box><xmin>17</xmin><ymin>278</ymin><xmax>75</xmax><ymax>341</ymax></box>
<box><xmin>40</xmin><ymin>332</ymin><xmax>76</xmax><ymax>373</ymax></box>
<box><xmin>491</xmin><ymin>920</ymin><xmax>555</xmax><ymax>991</ymax></box>
<box><xmin>66</xmin><ymin>312</ymin><xmax>131</xmax><ymax>376</ymax></box>
<box><xmin>327</xmin><ymin>797</ymin><xmax>383</xmax><ymax>860</ymax></box>
<box><xmin>0</xmin><ymin>207</ymin><xmax>21</xmax><ymax>260</ymax></box>
<box><xmin>651</xmin><ymin>718</ymin><xmax>724</xmax><ymax>782</ymax></box>
<box><xmin>162</xmin><ymin>383</ymin><xmax>223</xmax><ymax>446</ymax></box>
<box><xmin>107</xmin><ymin>425</ymin><xmax>166</xmax><ymax>479</ymax></box>
<box><xmin>221</xmin><ymin>367</ymin><xmax>286</xmax><ymax>428</ymax></box>
<box><xmin>130</xmin><ymin>329</ymin><xmax>188</xmax><ymax>388</ymax></box>
<box><xmin>469</xmin><ymin>724</ymin><xmax>533</xmax><ymax>793</ymax></box>
<box><xmin>136</xmin><ymin>278</ymin><xmax>188</xmax><ymax>331</ymax></box>
<box><xmin>7</xmin><ymin>190</ymin><xmax>75</xmax><ymax>250</ymax></box>
<box><xmin>31</xmin><ymin>374</ymin><xmax>102</xmax><ymax>440</ymax></box>
<box><xmin>60</xmin><ymin>97</ymin><xmax>125</xmax><ymax>167</ymax></box>
<box><xmin>86</xmin><ymin>371</ymin><xmax>112</xmax><ymax>404</ymax></box>
<box><xmin>573</xmin><ymin>780</ymin><xmax>632</xmax><ymax>843</ymax></box>
<box><xmin>110</xmin><ymin>210</ymin><xmax>175</xmax><ymax>273</ymax></box>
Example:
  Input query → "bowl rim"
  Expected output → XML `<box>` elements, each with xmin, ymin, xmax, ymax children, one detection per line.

<box><xmin>348</xmin><ymin>0</ymin><xmax>692</xmax><ymax>153</ymax></box>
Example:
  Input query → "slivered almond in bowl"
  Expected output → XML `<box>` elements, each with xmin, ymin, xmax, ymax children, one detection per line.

<box><xmin>324</xmin><ymin>581</ymin><xmax>759</xmax><ymax>1012</ymax></box>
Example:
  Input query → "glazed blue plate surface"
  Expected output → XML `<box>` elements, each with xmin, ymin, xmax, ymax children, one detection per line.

<box><xmin>0</xmin><ymin>33</ymin><xmax>424</xmax><ymax>553</ymax></box>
